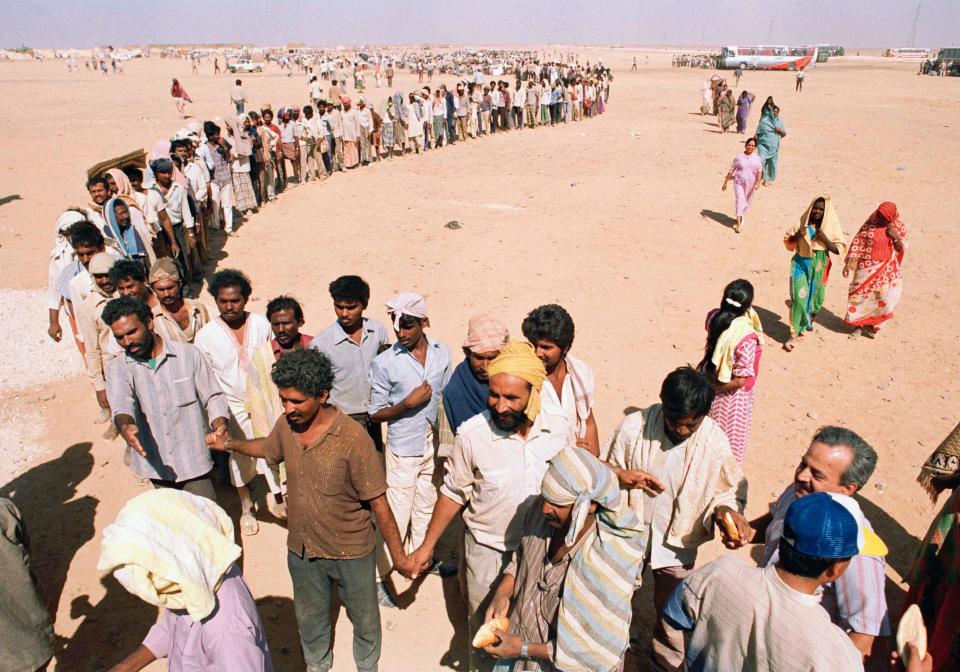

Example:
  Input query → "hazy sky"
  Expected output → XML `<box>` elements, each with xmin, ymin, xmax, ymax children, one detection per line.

<box><xmin>3</xmin><ymin>0</ymin><xmax>957</xmax><ymax>49</ymax></box>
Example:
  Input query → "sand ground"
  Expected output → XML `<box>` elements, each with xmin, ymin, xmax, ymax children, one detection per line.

<box><xmin>0</xmin><ymin>47</ymin><xmax>958</xmax><ymax>671</ymax></box>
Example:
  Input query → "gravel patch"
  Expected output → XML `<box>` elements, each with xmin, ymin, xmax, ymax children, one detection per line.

<box><xmin>0</xmin><ymin>288</ymin><xmax>84</xmax><ymax>392</ymax></box>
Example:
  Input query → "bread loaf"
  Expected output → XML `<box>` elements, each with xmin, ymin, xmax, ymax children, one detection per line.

<box><xmin>472</xmin><ymin>617</ymin><xmax>510</xmax><ymax>648</ymax></box>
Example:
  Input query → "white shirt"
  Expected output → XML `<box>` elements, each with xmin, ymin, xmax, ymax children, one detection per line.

<box><xmin>645</xmin><ymin>437</ymin><xmax>697</xmax><ymax>569</ymax></box>
<box><xmin>539</xmin><ymin>353</ymin><xmax>594</xmax><ymax>434</ymax></box>
<box><xmin>279</xmin><ymin>121</ymin><xmax>298</xmax><ymax>143</ymax></box>
<box><xmin>441</xmin><ymin>410</ymin><xmax>575</xmax><ymax>552</ymax></box>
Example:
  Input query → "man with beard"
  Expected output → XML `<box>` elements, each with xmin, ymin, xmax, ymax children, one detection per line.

<box><xmin>147</xmin><ymin>257</ymin><xmax>209</xmax><ymax>344</ymax></box>
<box><xmin>730</xmin><ymin>426</ymin><xmax>889</xmax><ymax>662</ymax></box>
<box><xmin>205</xmin><ymin>349</ymin><xmax>413</xmax><ymax>672</ymax></box>
<box><xmin>604</xmin><ymin>366</ymin><xmax>746</xmax><ymax>672</ymax></box>
<box><xmin>110</xmin><ymin>258</ymin><xmax>159</xmax><ymax>311</ymax></box>
<box><xmin>83</xmin><ymin>175</ymin><xmax>112</xmax><ymax>234</ymax></box>
<box><xmin>310</xmin><ymin>275</ymin><xmax>390</xmax><ymax>450</ymax></box>
<box><xmin>76</xmin><ymin>253</ymin><xmax>121</xmax><ymax>438</ymax></box>
<box><xmin>408</xmin><ymin>341</ymin><xmax>574</xmax><ymax>672</ymax></box>
<box><xmin>244</xmin><ymin>296</ymin><xmax>314</xmax><ymax>518</ymax></box>
<box><xmin>437</xmin><ymin>314</ymin><xmax>510</xmax><ymax>456</ymax></box>
<box><xmin>522</xmin><ymin>304</ymin><xmax>599</xmax><ymax>455</ymax></box>
<box><xmin>195</xmin><ymin>269</ymin><xmax>280</xmax><ymax>535</ymax></box>
<box><xmin>104</xmin><ymin>295</ymin><xmax>229</xmax><ymax>500</ymax></box>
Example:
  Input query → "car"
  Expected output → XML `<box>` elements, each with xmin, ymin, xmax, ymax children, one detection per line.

<box><xmin>229</xmin><ymin>59</ymin><xmax>263</xmax><ymax>73</ymax></box>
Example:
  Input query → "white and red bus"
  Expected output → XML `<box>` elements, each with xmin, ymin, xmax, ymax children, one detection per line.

<box><xmin>719</xmin><ymin>45</ymin><xmax>818</xmax><ymax>71</ymax></box>
<box><xmin>883</xmin><ymin>48</ymin><xmax>930</xmax><ymax>58</ymax></box>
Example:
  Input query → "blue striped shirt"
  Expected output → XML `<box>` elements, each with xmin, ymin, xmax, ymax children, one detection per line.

<box><xmin>106</xmin><ymin>339</ymin><xmax>230</xmax><ymax>482</ymax></box>
<box><xmin>310</xmin><ymin>318</ymin><xmax>390</xmax><ymax>415</ymax></box>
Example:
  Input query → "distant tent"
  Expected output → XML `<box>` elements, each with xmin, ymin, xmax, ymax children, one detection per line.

<box><xmin>86</xmin><ymin>148</ymin><xmax>146</xmax><ymax>181</ymax></box>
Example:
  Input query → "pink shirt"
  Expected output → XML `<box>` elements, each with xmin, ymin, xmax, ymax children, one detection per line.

<box><xmin>142</xmin><ymin>566</ymin><xmax>274</xmax><ymax>671</ymax></box>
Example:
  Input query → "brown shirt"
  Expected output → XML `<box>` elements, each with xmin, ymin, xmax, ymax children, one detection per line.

<box><xmin>262</xmin><ymin>409</ymin><xmax>386</xmax><ymax>560</ymax></box>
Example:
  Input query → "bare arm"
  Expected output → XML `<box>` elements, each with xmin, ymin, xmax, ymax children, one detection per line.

<box><xmin>714</xmin><ymin>376</ymin><xmax>748</xmax><ymax>393</ymax></box>
<box><xmin>108</xmin><ymin>644</ymin><xmax>157</xmax><ymax>672</ymax></box>
<box><xmin>206</xmin><ymin>430</ymin><xmax>268</xmax><ymax>458</ymax></box>
<box><xmin>580</xmin><ymin>411</ymin><xmax>600</xmax><ymax>456</ymax></box>
<box><xmin>408</xmin><ymin>493</ymin><xmax>463</xmax><ymax>572</ymax></box>
<box><xmin>369</xmin><ymin>493</ymin><xmax>408</xmax><ymax>572</ymax></box>
<box><xmin>848</xmin><ymin>632</ymin><xmax>874</xmax><ymax>661</ymax></box>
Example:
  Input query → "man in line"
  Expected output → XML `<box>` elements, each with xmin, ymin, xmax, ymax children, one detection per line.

<box><xmin>197</xmin><ymin>121</ymin><xmax>236</xmax><ymax>236</ymax></box>
<box><xmin>662</xmin><ymin>492</ymin><xmax>879</xmax><ymax>671</ymax></box>
<box><xmin>454</xmin><ymin>82</ymin><xmax>470</xmax><ymax>141</ymax></box>
<box><xmin>147</xmin><ymin>258</ymin><xmax>209</xmax><ymax>344</ymax></box>
<box><xmin>77</xmin><ymin>252</ymin><xmax>121</xmax><ymax>439</ymax></box>
<box><xmin>483</xmin><ymin>448</ymin><xmax>645</xmax><ymax>672</ymax></box>
<box><xmin>195</xmin><ymin>269</ymin><xmax>281</xmax><ymax>535</ymax></box>
<box><xmin>605</xmin><ymin>366</ymin><xmax>747</xmax><ymax>672</ymax></box>
<box><xmin>521</xmin><ymin>304</ymin><xmax>599</xmax><ymax>454</ymax></box>
<box><xmin>105</xmin><ymin>296</ymin><xmax>229</xmax><ymax>499</ymax></box>
<box><xmin>299</xmin><ymin>106</ymin><xmax>322</xmax><ymax>181</ymax></box>
<box><xmin>207</xmin><ymin>349</ymin><xmax>414</xmax><ymax>672</ymax></box>
<box><xmin>111</xmin><ymin>258</ymin><xmax>159</xmax><ymax>312</ymax></box>
<box><xmin>409</xmin><ymin>341</ymin><xmax>574</xmax><ymax>671</ymax></box>
<box><xmin>84</xmin><ymin>175</ymin><xmax>112</xmax><ymax>233</ymax></box>
<box><xmin>437</xmin><ymin>314</ymin><xmax>510</xmax><ymax>456</ymax></box>
<box><xmin>368</xmin><ymin>292</ymin><xmax>451</xmax><ymax>605</ymax></box>
<box><xmin>231</xmin><ymin>79</ymin><xmax>247</xmax><ymax>114</ymax></box>
<box><xmin>55</xmin><ymin>221</ymin><xmax>107</xmax><ymax>341</ymax></box>
<box><xmin>277</xmin><ymin>110</ymin><xmax>301</xmax><ymax>187</ymax></box>
<box><xmin>310</xmin><ymin>275</ymin><xmax>390</xmax><ymax>450</ymax></box>
<box><xmin>149</xmin><ymin>157</ymin><xmax>194</xmax><ymax>278</ymax></box>
<box><xmin>246</xmin><ymin>295</ymin><xmax>314</xmax><ymax>518</ymax></box>
<box><xmin>727</xmin><ymin>426</ymin><xmax>890</xmax><ymax>662</ymax></box>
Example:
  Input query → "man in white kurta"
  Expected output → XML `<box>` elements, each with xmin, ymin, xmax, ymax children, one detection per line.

<box><xmin>194</xmin><ymin>273</ymin><xmax>281</xmax><ymax>536</ymax></box>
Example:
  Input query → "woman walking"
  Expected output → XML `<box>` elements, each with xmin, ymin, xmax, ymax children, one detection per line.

<box><xmin>721</xmin><ymin>137</ymin><xmax>763</xmax><ymax>233</ymax></box>
<box><xmin>698</xmin><ymin>279</ymin><xmax>764</xmax><ymax>465</ymax></box>
<box><xmin>843</xmin><ymin>201</ymin><xmax>907</xmax><ymax>338</ymax></box>
<box><xmin>783</xmin><ymin>196</ymin><xmax>847</xmax><ymax>351</ymax></box>
<box><xmin>756</xmin><ymin>104</ymin><xmax>786</xmax><ymax>184</ymax></box>
<box><xmin>718</xmin><ymin>89</ymin><xmax>736</xmax><ymax>133</ymax></box>
<box><xmin>735</xmin><ymin>90</ymin><xmax>755</xmax><ymax>133</ymax></box>
<box><xmin>170</xmin><ymin>78</ymin><xmax>192</xmax><ymax>118</ymax></box>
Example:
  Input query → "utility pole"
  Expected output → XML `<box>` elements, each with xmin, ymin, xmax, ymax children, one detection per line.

<box><xmin>907</xmin><ymin>0</ymin><xmax>922</xmax><ymax>47</ymax></box>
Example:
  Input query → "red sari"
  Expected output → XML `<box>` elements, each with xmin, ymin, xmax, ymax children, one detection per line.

<box><xmin>844</xmin><ymin>206</ymin><xmax>907</xmax><ymax>329</ymax></box>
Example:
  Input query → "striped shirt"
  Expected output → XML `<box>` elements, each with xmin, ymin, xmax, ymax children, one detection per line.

<box><xmin>368</xmin><ymin>336</ymin><xmax>452</xmax><ymax>457</ymax></box>
<box><xmin>762</xmin><ymin>485</ymin><xmax>891</xmax><ymax>636</ymax></box>
<box><xmin>106</xmin><ymin>338</ymin><xmax>230</xmax><ymax>482</ymax></box>
<box><xmin>309</xmin><ymin>318</ymin><xmax>390</xmax><ymax>415</ymax></box>
<box><xmin>665</xmin><ymin>557</ymin><xmax>864</xmax><ymax>672</ymax></box>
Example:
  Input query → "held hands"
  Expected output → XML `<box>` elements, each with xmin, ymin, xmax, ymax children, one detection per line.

<box><xmin>616</xmin><ymin>468</ymin><xmax>665</xmax><ymax>496</ymax></box>
<box><xmin>120</xmin><ymin>423</ymin><xmax>146</xmax><ymax>457</ymax></box>
<box><xmin>402</xmin><ymin>546</ymin><xmax>434</xmax><ymax>580</ymax></box>
<box><xmin>204</xmin><ymin>425</ymin><xmax>229</xmax><ymax>451</ymax></box>
<box><xmin>715</xmin><ymin>505</ymin><xmax>753</xmax><ymax>549</ymax></box>
<box><xmin>484</xmin><ymin>629</ymin><xmax>521</xmax><ymax>659</ymax></box>
<box><xmin>402</xmin><ymin>381</ymin><xmax>433</xmax><ymax>410</ymax></box>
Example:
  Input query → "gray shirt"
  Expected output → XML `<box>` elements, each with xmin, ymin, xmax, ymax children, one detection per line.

<box><xmin>107</xmin><ymin>338</ymin><xmax>229</xmax><ymax>482</ymax></box>
<box><xmin>310</xmin><ymin>318</ymin><xmax>390</xmax><ymax>415</ymax></box>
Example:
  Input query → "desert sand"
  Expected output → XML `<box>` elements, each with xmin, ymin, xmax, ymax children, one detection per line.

<box><xmin>0</xmin><ymin>47</ymin><xmax>958</xmax><ymax>671</ymax></box>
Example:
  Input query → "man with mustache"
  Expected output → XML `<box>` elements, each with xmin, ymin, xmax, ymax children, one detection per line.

<box><xmin>310</xmin><ymin>275</ymin><xmax>390</xmax><ymax>451</ymax></box>
<box><xmin>408</xmin><ymin>341</ymin><xmax>574</xmax><ymax>672</ymax></box>
<box><xmin>104</xmin><ymin>295</ymin><xmax>229</xmax><ymax>500</ymax></box>
<box><xmin>147</xmin><ymin>257</ymin><xmax>209</xmax><ymax>344</ymax></box>
<box><xmin>729</xmin><ymin>426</ymin><xmax>889</xmax><ymax>662</ymax></box>
<box><xmin>206</xmin><ymin>349</ymin><xmax>411</xmax><ymax>672</ymax></box>
<box><xmin>76</xmin><ymin>252</ymin><xmax>121</xmax><ymax>439</ymax></box>
<box><xmin>195</xmin><ymin>269</ymin><xmax>280</xmax><ymax>536</ymax></box>
<box><xmin>368</xmin><ymin>292</ymin><xmax>451</xmax><ymax>607</ymax></box>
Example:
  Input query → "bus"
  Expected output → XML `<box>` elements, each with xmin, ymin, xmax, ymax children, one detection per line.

<box><xmin>883</xmin><ymin>48</ymin><xmax>930</xmax><ymax>58</ymax></box>
<box><xmin>815</xmin><ymin>45</ymin><xmax>845</xmax><ymax>57</ymax></box>
<box><xmin>719</xmin><ymin>46</ymin><xmax>818</xmax><ymax>71</ymax></box>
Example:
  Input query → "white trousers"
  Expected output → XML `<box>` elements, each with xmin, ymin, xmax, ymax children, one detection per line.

<box><xmin>376</xmin><ymin>427</ymin><xmax>438</xmax><ymax>579</ymax></box>
<box><xmin>209</xmin><ymin>181</ymin><xmax>235</xmax><ymax>233</ymax></box>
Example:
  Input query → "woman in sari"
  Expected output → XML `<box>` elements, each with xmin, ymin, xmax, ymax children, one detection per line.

<box><xmin>735</xmin><ymin>90</ymin><xmax>755</xmax><ymax>133</ymax></box>
<box><xmin>721</xmin><ymin>136</ymin><xmax>763</xmax><ymax>233</ymax></box>
<box><xmin>755</xmin><ymin>104</ymin><xmax>786</xmax><ymax>184</ymax></box>
<box><xmin>170</xmin><ymin>78</ymin><xmax>191</xmax><ymax>118</ymax></box>
<box><xmin>718</xmin><ymin>89</ymin><xmax>736</xmax><ymax>133</ymax></box>
<box><xmin>103</xmin><ymin>196</ymin><xmax>156</xmax><ymax>266</ymax></box>
<box><xmin>843</xmin><ymin>201</ymin><xmax>907</xmax><ymax>337</ymax></box>
<box><xmin>698</xmin><ymin>279</ymin><xmax>764</xmax><ymax>465</ymax></box>
<box><xmin>783</xmin><ymin>196</ymin><xmax>847</xmax><ymax>351</ymax></box>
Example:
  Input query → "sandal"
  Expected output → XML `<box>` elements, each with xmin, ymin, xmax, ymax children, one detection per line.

<box><xmin>240</xmin><ymin>512</ymin><xmax>259</xmax><ymax>536</ymax></box>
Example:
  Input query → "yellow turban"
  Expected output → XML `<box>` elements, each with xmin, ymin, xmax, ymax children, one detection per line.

<box><xmin>486</xmin><ymin>340</ymin><xmax>547</xmax><ymax>422</ymax></box>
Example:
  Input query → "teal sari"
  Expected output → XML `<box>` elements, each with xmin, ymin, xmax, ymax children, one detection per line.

<box><xmin>756</xmin><ymin>109</ymin><xmax>785</xmax><ymax>183</ymax></box>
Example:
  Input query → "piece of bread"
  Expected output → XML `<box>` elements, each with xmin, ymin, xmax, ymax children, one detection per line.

<box><xmin>472</xmin><ymin>617</ymin><xmax>510</xmax><ymax>648</ymax></box>
<box><xmin>721</xmin><ymin>511</ymin><xmax>740</xmax><ymax>542</ymax></box>
<box><xmin>896</xmin><ymin>603</ymin><xmax>927</xmax><ymax>661</ymax></box>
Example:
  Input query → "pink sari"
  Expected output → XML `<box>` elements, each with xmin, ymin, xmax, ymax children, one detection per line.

<box><xmin>844</xmin><ymin>216</ymin><xmax>907</xmax><ymax>328</ymax></box>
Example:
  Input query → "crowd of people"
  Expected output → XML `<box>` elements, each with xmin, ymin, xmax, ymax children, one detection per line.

<box><xmin>672</xmin><ymin>53</ymin><xmax>721</xmax><ymax>68</ymax></box>
<box><xmin>3</xmin><ymin>48</ymin><xmax>947</xmax><ymax>672</ymax></box>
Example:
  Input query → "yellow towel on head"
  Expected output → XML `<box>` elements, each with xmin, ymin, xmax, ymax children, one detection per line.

<box><xmin>486</xmin><ymin>340</ymin><xmax>547</xmax><ymax>422</ymax></box>
<box><xmin>784</xmin><ymin>195</ymin><xmax>847</xmax><ymax>259</ymax></box>
<box><xmin>97</xmin><ymin>489</ymin><xmax>241</xmax><ymax>622</ymax></box>
<box><xmin>711</xmin><ymin>309</ymin><xmax>765</xmax><ymax>384</ymax></box>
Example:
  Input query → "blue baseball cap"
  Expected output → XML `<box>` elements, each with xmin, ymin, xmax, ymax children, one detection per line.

<box><xmin>782</xmin><ymin>492</ymin><xmax>887</xmax><ymax>559</ymax></box>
